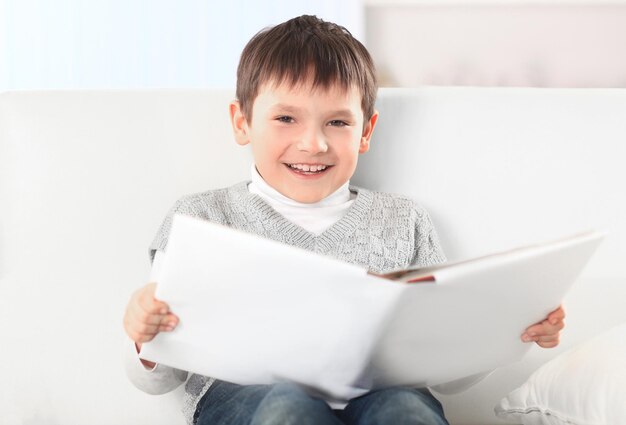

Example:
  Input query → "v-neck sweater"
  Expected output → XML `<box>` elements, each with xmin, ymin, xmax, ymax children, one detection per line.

<box><xmin>128</xmin><ymin>181</ymin><xmax>446</xmax><ymax>424</ymax></box>
<box><xmin>247</xmin><ymin>164</ymin><xmax>355</xmax><ymax>235</ymax></box>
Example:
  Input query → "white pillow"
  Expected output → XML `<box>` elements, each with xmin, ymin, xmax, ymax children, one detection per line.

<box><xmin>495</xmin><ymin>321</ymin><xmax>626</xmax><ymax>425</ymax></box>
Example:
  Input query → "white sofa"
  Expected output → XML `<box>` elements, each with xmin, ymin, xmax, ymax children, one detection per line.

<box><xmin>1</xmin><ymin>88</ymin><xmax>625</xmax><ymax>425</ymax></box>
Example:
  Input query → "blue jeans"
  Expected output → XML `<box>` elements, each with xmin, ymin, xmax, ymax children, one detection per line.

<box><xmin>194</xmin><ymin>380</ymin><xmax>449</xmax><ymax>425</ymax></box>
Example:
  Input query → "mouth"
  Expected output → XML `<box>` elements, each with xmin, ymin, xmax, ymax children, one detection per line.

<box><xmin>284</xmin><ymin>163</ymin><xmax>332</xmax><ymax>175</ymax></box>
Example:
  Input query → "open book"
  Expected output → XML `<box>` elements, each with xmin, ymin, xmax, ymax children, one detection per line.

<box><xmin>140</xmin><ymin>215</ymin><xmax>603</xmax><ymax>401</ymax></box>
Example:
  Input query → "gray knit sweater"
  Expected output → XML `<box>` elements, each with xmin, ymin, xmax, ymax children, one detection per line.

<box><xmin>134</xmin><ymin>181</ymin><xmax>446</xmax><ymax>424</ymax></box>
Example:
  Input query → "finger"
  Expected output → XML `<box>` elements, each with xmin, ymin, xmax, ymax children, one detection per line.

<box><xmin>130</xmin><ymin>310</ymin><xmax>178</xmax><ymax>335</ymax></box>
<box><xmin>128</xmin><ymin>315</ymin><xmax>160</xmax><ymax>335</ymax></box>
<box><xmin>536</xmin><ymin>339</ymin><xmax>560</xmax><ymax>348</ymax></box>
<box><xmin>548</xmin><ymin>306</ymin><xmax>566</xmax><ymax>325</ymax></box>
<box><xmin>125</xmin><ymin>322</ymin><xmax>159</xmax><ymax>343</ymax></box>
<box><xmin>535</xmin><ymin>333</ymin><xmax>559</xmax><ymax>343</ymax></box>
<box><xmin>157</xmin><ymin>324</ymin><xmax>175</xmax><ymax>332</ymax></box>
<box><xmin>132</xmin><ymin>332</ymin><xmax>156</xmax><ymax>344</ymax></box>
<box><xmin>129</xmin><ymin>314</ymin><xmax>179</xmax><ymax>339</ymax></box>
<box><xmin>525</xmin><ymin>319</ymin><xmax>564</xmax><ymax>337</ymax></box>
<box><xmin>129</xmin><ymin>303</ymin><xmax>170</xmax><ymax>327</ymax></box>
<box><xmin>157</xmin><ymin>313</ymin><xmax>180</xmax><ymax>332</ymax></box>
<box><xmin>135</xmin><ymin>283</ymin><xmax>171</xmax><ymax>315</ymax></box>
<box><xmin>145</xmin><ymin>298</ymin><xmax>170</xmax><ymax>315</ymax></box>
<box><xmin>124</xmin><ymin>283</ymin><xmax>178</xmax><ymax>342</ymax></box>
<box><xmin>537</xmin><ymin>341</ymin><xmax>559</xmax><ymax>348</ymax></box>
<box><xmin>525</xmin><ymin>307</ymin><xmax>565</xmax><ymax>330</ymax></box>
<box><xmin>521</xmin><ymin>321</ymin><xmax>564</xmax><ymax>343</ymax></box>
<box><xmin>130</xmin><ymin>317</ymin><xmax>178</xmax><ymax>342</ymax></box>
<box><xmin>521</xmin><ymin>331</ymin><xmax>560</xmax><ymax>344</ymax></box>
<box><xmin>124</xmin><ymin>304</ymin><xmax>156</xmax><ymax>340</ymax></box>
<box><xmin>543</xmin><ymin>319</ymin><xmax>565</xmax><ymax>335</ymax></box>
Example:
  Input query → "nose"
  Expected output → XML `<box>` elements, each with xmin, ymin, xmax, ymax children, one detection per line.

<box><xmin>296</xmin><ymin>130</ymin><xmax>328</xmax><ymax>154</ymax></box>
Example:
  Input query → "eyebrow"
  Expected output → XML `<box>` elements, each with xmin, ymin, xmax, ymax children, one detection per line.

<box><xmin>270</xmin><ymin>104</ymin><xmax>356</xmax><ymax>118</ymax></box>
<box><xmin>270</xmin><ymin>104</ymin><xmax>303</xmax><ymax>114</ymax></box>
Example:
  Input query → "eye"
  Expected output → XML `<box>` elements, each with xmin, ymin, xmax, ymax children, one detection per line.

<box><xmin>276</xmin><ymin>116</ymin><xmax>294</xmax><ymax>124</ymax></box>
<box><xmin>328</xmin><ymin>120</ymin><xmax>349</xmax><ymax>127</ymax></box>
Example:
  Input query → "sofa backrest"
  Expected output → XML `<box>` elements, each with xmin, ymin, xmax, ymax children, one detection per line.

<box><xmin>1</xmin><ymin>88</ymin><xmax>625</xmax><ymax>425</ymax></box>
<box><xmin>359</xmin><ymin>88</ymin><xmax>626</xmax><ymax>276</ymax></box>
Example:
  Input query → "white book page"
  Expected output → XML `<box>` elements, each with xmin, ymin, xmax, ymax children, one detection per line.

<box><xmin>140</xmin><ymin>215</ymin><xmax>603</xmax><ymax>398</ymax></box>
<box><xmin>140</xmin><ymin>214</ymin><xmax>404</xmax><ymax>400</ymax></box>
<box><xmin>368</xmin><ymin>231</ymin><xmax>604</xmax><ymax>388</ymax></box>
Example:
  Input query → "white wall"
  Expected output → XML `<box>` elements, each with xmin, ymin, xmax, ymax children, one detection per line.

<box><xmin>3</xmin><ymin>1</ymin><xmax>625</xmax><ymax>91</ymax></box>
<box><xmin>0</xmin><ymin>0</ymin><xmax>363</xmax><ymax>91</ymax></box>
<box><xmin>366</xmin><ymin>2</ymin><xmax>626</xmax><ymax>87</ymax></box>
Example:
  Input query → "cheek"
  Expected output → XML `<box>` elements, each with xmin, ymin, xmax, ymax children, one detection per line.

<box><xmin>343</xmin><ymin>133</ymin><xmax>365</xmax><ymax>157</ymax></box>
<box><xmin>251</xmin><ymin>134</ymin><xmax>287</xmax><ymax>166</ymax></box>
<box><xmin>277</xmin><ymin>126</ymin><xmax>302</xmax><ymax>144</ymax></box>
<box><xmin>329</xmin><ymin>128</ymin><xmax>359</xmax><ymax>145</ymax></box>
<box><xmin>335</xmin><ymin>141</ymin><xmax>361</xmax><ymax>172</ymax></box>
<box><xmin>263</xmin><ymin>126</ymin><xmax>297</xmax><ymax>147</ymax></box>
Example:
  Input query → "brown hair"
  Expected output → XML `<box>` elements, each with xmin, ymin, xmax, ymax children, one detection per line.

<box><xmin>236</xmin><ymin>15</ymin><xmax>377</xmax><ymax>122</ymax></box>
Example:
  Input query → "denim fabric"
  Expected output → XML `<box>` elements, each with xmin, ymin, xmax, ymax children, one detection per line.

<box><xmin>194</xmin><ymin>380</ymin><xmax>449</xmax><ymax>425</ymax></box>
<box><xmin>336</xmin><ymin>387</ymin><xmax>449</xmax><ymax>425</ymax></box>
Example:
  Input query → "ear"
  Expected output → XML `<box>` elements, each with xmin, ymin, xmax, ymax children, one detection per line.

<box><xmin>359</xmin><ymin>110</ymin><xmax>379</xmax><ymax>154</ymax></box>
<box><xmin>230</xmin><ymin>100</ymin><xmax>251</xmax><ymax>146</ymax></box>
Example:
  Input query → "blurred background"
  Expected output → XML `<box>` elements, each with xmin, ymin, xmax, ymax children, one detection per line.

<box><xmin>1</xmin><ymin>0</ymin><xmax>625</xmax><ymax>91</ymax></box>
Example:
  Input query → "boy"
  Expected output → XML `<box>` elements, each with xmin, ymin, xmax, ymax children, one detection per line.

<box><xmin>123</xmin><ymin>15</ymin><xmax>565</xmax><ymax>425</ymax></box>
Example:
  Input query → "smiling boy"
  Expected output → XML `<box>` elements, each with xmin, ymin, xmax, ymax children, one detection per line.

<box><xmin>123</xmin><ymin>15</ymin><xmax>565</xmax><ymax>425</ymax></box>
<box><xmin>230</xmin><ymin>80</ymin><xmax>376</xmax><ymax>204</ymax></box>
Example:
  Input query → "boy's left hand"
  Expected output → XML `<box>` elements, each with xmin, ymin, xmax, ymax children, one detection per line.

<box><xmin>521</xmin><ymin>305</ymin><xmax>565</xmax><ymax>348</ymax></box>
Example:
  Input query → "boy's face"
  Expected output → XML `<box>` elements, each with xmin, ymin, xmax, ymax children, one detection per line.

<box><xmin>230</xmin><ymin>80</ymin><xmax>378</xmax><ymax>203</ymax></box>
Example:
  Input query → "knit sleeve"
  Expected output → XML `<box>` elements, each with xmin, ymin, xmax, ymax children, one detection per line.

<box><xmin>411</xmin><ymin>204</ymin><xmax>447</xmax><ymax>267</ymax></box>
<box><xmin>148</xmin><ymin>198</ymin><xmax>187</xmax><ymax>263</ymax></box>
<box><xmin>148</xmin><ymin>189</ymin><xmax>231</xmax><ymax>263</ymax></box>
<box><xmin>124</xmin><ymin>338</ymin><xmax>188</xmax><ymax>395</ymax></box>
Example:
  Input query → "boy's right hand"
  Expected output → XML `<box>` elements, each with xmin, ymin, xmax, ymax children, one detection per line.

<box><xmin>123</xmin><ymin>282</ymin><xmax>179</xmax><ymax>349</ymax></box>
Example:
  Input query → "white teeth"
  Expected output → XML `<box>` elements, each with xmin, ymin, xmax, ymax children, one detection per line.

<box><xmin>288</xmin><ymin>163</ymin><xmax>327</xmax><ymax>172</ymax></box>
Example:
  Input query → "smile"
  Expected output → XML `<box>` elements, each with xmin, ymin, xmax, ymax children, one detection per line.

<box><xmin>285</xmin><ymin>163</ymin><xmax>330</xmax><ymax>174</ymax></box>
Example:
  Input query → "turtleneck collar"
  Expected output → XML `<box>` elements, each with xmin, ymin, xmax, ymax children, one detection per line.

<box><xmin>248</xmin><ymin>164</ymin><xmax>352</xmax><ymax>208</ymax></box>
<box><xmin>247</xmin><ymin>164</ymin><xmax>355</xmax><ymax>235</ymax></box>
